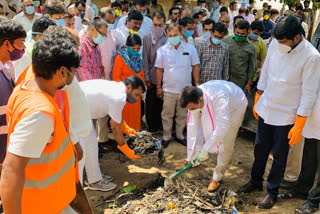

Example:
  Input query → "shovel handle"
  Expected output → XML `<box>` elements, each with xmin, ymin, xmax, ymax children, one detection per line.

<box><xmin>169</xmin><ymin>157</ymin><xmax>200</xmax><ymax>179</ymax></box>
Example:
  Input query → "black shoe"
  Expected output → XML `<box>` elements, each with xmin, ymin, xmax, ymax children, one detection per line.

<box><xmin>98</xmin><ymin>152</ymin><xmax>103</xmax><ymax>159</ymax></box>
<box><xmin>258</xmin><ymin>194</ymin><xmax>276</xmax><ymax>209</ymax></box>
<box><xmin>238</xmin><ymin>182</ymin><xmax>263</xmax><ymax>193</ymax></box>
<box><xmin>175</xmin><ymin>137</ymin><xmax>186</xmax><ymax>146</ymax></box>
<box><xmin>162</xmin><ymin>140</ymin><xmax>170</xmax><ymax>148</ymax></box>
<box><xmin>280</xmin><ymin>179</ymin><xmax>297</xmax><ymax>190</ymax></box>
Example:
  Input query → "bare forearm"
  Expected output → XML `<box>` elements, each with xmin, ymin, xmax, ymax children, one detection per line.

<box><xmin>70</xmin><ymin>182</ymin><xmax>93</xmax><ymax>214</ymax></box>
<box><xmin>192</xmin><ymin>65</ymin><xmax>200</xmax><ymax>85</ymax></box>
<box><xmin>111</xmin><ymin>121</ymin><xmax>126</xmax><ymax>146</ymax></box>
<box><xmin>0</xmin><ymin>165</ymin><xmax>25</xmax><ymax>213</ymax></box>
<box><xmin>156</xmin><ymin>68</ymin><xmax>163</xmax><ymax>87</ymax></box>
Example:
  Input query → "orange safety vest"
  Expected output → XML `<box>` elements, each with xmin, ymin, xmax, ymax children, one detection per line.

<box><xmin>6</xmin><ymin>83</ymin><xmax>77</xmax><ymax>214</ymax></box>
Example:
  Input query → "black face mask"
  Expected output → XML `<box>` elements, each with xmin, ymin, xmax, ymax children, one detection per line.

<box><xmin>126</xmin><ymin>97</ymin><xmax>138</xmax><ymax>104</ymax></box>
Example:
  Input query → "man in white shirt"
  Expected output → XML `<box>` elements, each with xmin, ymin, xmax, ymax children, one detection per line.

<box><xmin>79</xmin><ymin>76</ymin><xmax>146</xmax><ymax>191</ymax></box>
<box><xmin>239</xmin><ymin>16</ymin><xmax>320</xmax><ymax>209</ymax></box>
<box><xmin>116</xmin><ymin>0</ymin><xmax>151</xmax><ymax>40</ymax></box>
<box><xmin>176</xmin><ymin>81</ymin><xmax>247</xmax><ymax>192</ymax></box>
<box><xmin>9</xmin><ymin>0</ymin><xmax>22</xmax><ymax>13</ymax></box>
<box><xmin>13</xmin><ymin>0</ymin><xmax>42</xmax><ymax>33</ymax></box>
<box><xmin>112</xmin><ymin>10</ymin><xmax>143</xmax><ymax>51</ymax></box>
<box><xmin>210</xmin><ymin>0</ymin><xmax>222</xmax><ymax>23</ymax></box>
<box><xmin>155</xmin><ymin>23</ymin><xmax>200</xmax><ymax>148</ymax></box>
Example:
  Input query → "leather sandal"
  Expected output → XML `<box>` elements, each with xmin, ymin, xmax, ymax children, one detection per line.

<box><xmin>175</xmin><ymin>160</ymin><xmax>188</xmax><ymax>171</ymax></box>
<box><xmin>208</xmin><ymin>179</ymin><xmax>220</xmax><ymax>192</ymax></box>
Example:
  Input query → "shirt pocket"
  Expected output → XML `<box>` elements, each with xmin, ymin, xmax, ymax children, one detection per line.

<box><xmin>181</xmin><ymin>54</ymin><xmax>191</xmax><ymax>66</ymax></box>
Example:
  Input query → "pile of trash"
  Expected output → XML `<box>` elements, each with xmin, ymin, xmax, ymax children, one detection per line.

<box><xmin>126</xmin><ymin>131</ymin><xmax>162</xmax><ymax>156</ymax></box>
<box><xmin>110</xmin><ymin>179</ymin><xmax>240</xmax><ymax>214</ymax></box>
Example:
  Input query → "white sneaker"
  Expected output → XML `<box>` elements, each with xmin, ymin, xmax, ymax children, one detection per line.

<box><xmin>87</xmin><ymin>179</ymin><xmax>117</xmax><ymax>192</ymax></box>
<box><xmin>84</xmin><ymin>174</ymin><xmax>113</xmax><ymax>186</ymax></box>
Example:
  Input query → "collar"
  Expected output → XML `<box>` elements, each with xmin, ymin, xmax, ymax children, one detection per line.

<box><xmin>83</xmin><ymin>33</ymin><xmax>96</xmax><ymax>47</ymax></box>
<box><xmin>168</xmin><ymin>40</ymin><xmax>186</xmax><ymax>50</ymax></box>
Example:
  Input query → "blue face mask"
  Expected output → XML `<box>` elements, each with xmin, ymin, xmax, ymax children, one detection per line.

<box><xmin>211</xmin><ymin>37</ymin><xmax>222</xmax><ymax>45</ymax></box>
<box><xmin>25</xmin><ymin>6</ymin><xmax>35</xmax><ymax>15</ymax></box>
<box><xmin>249</xmin><ymin>31</ymin><xmax>259</xmax><ymax>41</ymax></box>
<box><xmin>168</xmin><ymin>35</ymin><xmax>181</xmax><ymax>46</ymax></box>
<box><xmin>128</xmin><ymin>46</ymin><xmax>139</xmax><ymax>56</ymax></box>
<box><xmin>184</xmin><ymin>29</ymin><xmax>194</xmax><ymax>37</ymax></box>
<box><xmin>93</xmin><ymin>33</ymin><xmax>104</xmax><ymax>44</ymax></box>
<box><xmin>56</xmin><ymin>18</ymin><xmax>66</xmax><ymax>26</ymax></box>
<box><xmin>142</xmin><ymin>11</ymin><xmax>146</xmax><ymax>18</ymax></box>
<box><xmin>80</xmin><ymin>12</ymin><xmax>85</xmax><ymax>18</ymax></box>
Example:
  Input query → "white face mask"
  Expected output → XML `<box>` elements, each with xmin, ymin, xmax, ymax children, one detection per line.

<box><xmin>278</xmin><ymin>43</ymin><xmax>291</xmax><ymax>54</ymax></box>
<box><xmin>189</xmin><ymin>108</ymin><xmax>201</xmax><ymax>114</ymax></box>
<box><xmin>202</xmin><ymin>31</ymin><xmax>211</xmax><ymax>40</ymax></box>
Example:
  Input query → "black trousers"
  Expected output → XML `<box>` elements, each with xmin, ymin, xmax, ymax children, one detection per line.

<box><xmin>146</xmin><ymin>84</ymin><xmax>163</xmax><ymax>131</ymax></box>
<box><xmin>250</xmin><ymin>117</ymin><xmax>292</xmax><ymax>198</ymax></box>
<box><xmin>292</xmin><ymin>138</ymin><xmax>320</xmax><ymax>204</ymax></box>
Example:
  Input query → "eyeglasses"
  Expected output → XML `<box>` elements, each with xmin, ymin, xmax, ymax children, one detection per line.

<box><xmin>95</xmin><ymin>28</ymin><xmax>106</xmax><ymax>37</ymax></box>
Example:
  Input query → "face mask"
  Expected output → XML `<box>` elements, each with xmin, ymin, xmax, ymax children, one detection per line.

<box><xmin>127</xmin><ymin>97</ymin><xmax>138</xmax><ymax>104</ymax></box>
<box><xmin>25</xmin><ymin>6</ymin><xmax>35</xmax><ymax>15</ymax></box>
<box><xmin>80</xmin><ymin>12</ymin><xmax>85</xmax><ymax>18</ymax></box>
<box><xmin>93</xmin><ymin>33</ymin><xmax>104</xmax><ymax>44</ymax></box>
<box><xmin>278</xmin><ymin>43</ymin><xmax>291</xmax><ymax>54</ymax></box>
<box><xmin>202</xmin><ymin>31</ymin><xmax>211</xmax><ymax>40</ymax></box>
<box><xmin>128</xmin><ymin>47</ymin><xmax>139</xmax><ymax>56</ymax></box>
<box><xmin>264</xmin><ymin>15</ymin><xmax>269</xmax><ymax>20</ymax></box>
<box><xmin>142</xmin><ymin>11</ymin><xmax>146</xmax><ymax>18</ymax></box>
<box><xmin>107</xmin><ymin>23</ymin><xmax>114</xmax><ymax>32</ymax></box>
<box><xmin>129</xmin><ymin>29</ymin><xmax>139</xmax><ymax>34</ymax></box>
<box><xmin>234</xmin><ymin>33</ymin><xmax>247</xmax><ymax>42</ymax></box>
<box><xmin>151</xmin><ymin>25</ymin><xmax>165</xmax><ymax>38</ymax></box>
<box><xmin>213</xmin><ymin>2</ymin><xmax>219</xmax><ymax>9</ymax></box>
<box><xmin>9</xmin><ymin>43</ymin><xmax>25</xmax><ymax>61</ymax></box>
<box><xmin>168</xmin><ymin>35</ymin><xmax>181</xmax><ymax>46</ymax></box>
<box><xmin>249</xmin><ymin>32</ymin><xmax>259</xmax><ymax>40</ymax></box>
<box><xmin>33</xmin><ymin>1</ymin><xmax>40</xmax><ymax>7</ymax></box>
<box><xmin>211</xmin><ymin>37</ymin><xmax>222</xmax><ymax>45</ymax></box>
<box><xmin>60</xmin><ymin>68</ymin><xmax>74</xmax><ymax>90</ymax></box>
<box><xmin>56</xmin><ymin>18</ymin><xmax>66</xmax><ymax>26</ymax></box>
<box><xmin>115</xmin><ymin>9</ymin><xmax>120</xmax><ymax>17</ymax></box>
<box><xmin>184</xmin><ymin>29</ymin><xmax>194</xmax><ymax>37</ymax></box>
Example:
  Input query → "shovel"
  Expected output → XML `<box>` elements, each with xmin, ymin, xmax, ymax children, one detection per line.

<box><xmin>165</xmin><ymin>157</ymin><xmax>200</xmax><ymax>186</ymax></box>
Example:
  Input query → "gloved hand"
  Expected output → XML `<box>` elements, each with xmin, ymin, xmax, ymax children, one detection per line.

<box><xmin>199</xmin><ymin>148</ymin><xmax>209</xmax><ymax>162</ymax></box>
<box><xmin>118</xmin><ymin>143</ymin><xmax>141</xmax><ymax>159</ymax></box>
<box><xmin>190</xmin><ymin>151</ymin><xmax>200</xmax><ymax>167</ymax></box>
<box><xmin>253</xmin><ymin>92</ymin><xmax>261</xmax><ymax>120</ymax></box>
<box><xmin>121</xmin><ymin>121</ymin><xmax>137</xmax><ymax>135</ymax></box>
<box><xmin>288</xmin><ymin>115</ymin><xmax>307</xmax><ymax>145</ymax></box>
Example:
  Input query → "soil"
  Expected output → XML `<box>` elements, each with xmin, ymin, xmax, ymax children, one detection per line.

<box><xmin>85</xmin><ymin>131</ymin><xmax>320</xmax><ymax>214</ymax></box>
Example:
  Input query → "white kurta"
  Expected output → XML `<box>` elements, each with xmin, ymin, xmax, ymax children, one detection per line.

<box><xmin>186</xmin><ymin>80</ymin><xmax>247</xmax><ymax>161</ymax></box>
<box><xmin>116</xmin><ymin>15</ymin><xmax>152</xmax><ymax>40</ymax></box>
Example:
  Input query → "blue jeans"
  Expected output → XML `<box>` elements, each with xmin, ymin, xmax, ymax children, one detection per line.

<box><xmin>250</xmin><ymin>117</ymin><xmax>292</xmax><ymax>199</ymax></box>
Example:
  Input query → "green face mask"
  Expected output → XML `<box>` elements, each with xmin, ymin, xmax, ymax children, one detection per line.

<box><xmin>234</xmin><ymin>34</ymin><xmax>247</xmax><ymax>42</ymax></box>
<box><xmin>33</xmin><ymin>1</ymin><xmax>40</xmax><ymax>7</ymax></box>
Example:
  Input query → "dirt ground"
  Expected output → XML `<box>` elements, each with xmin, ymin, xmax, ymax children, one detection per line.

<box><xmin>84</xmin><ymin>132</ymin><xmax>319</xmax><ymax>214</ymax></box>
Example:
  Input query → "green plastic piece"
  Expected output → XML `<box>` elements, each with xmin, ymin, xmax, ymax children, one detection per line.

<box><xmin>122</xmin><ymin>185</ymin><xmax>137</xmax><ymax>193</ymax></box>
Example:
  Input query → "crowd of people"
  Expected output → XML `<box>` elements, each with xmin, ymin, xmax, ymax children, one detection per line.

<box><xmin>0</xmin><ymin>0</ymin><xmax>320</xmax><ymax>213</ymax></box>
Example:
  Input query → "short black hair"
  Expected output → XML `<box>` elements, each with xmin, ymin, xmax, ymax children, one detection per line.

<box><xmin>251</xmin><ymin>20</ymin><xmax>264</xmax><ymax>32</ymax></box>
<box><xmin>75</xmin><ymin>0</ymin><xmax>86</xmax><ymax>8</ymax></box>
<box><xmin>152</xmin><ymin>11</ymin><xmax>166</xmax><ymax>22</ymax></box>
<box><xmin>89</xmin><ymin>17</ymin><xmax>107</xmax><ymax>30</ymax></box>
<box><xmin>239</xmin><ymin>7</ymin><xmax>245</xmax><ymax>14</ymax></box>
<box><xmin>274</xmin><ymin>15</ymin><xmax>304</xmax><ymax>40</ymax></box>
<box><xmin>123</xmin><ymin>75</ymin><xmax>146</xmax><ymax>93</ymax></box>
<box><xmin>236</xmin><ymin>20</ymin><xmax>250</xmax><ymax>31</ymax></box>
<box><xmin>32</xmin><ymin>16</ymin><xmax>56</xmax><ymax>33</ymax></box>
<box><xmin>202</xmin><ymin>18</ymin><xmax>214</xmax><ymax>28</ymax></box>
<box><xmin>180</xmin><ymin>86</ymin><xmax>203</xmax><ymax>108</ymax></box>
<box><xmin>233</xmin><ymin>15</ymin><xmax>244</xmax><ymax>24</ymax></box>
<box><xmin>229</xmin><ymin>1</ymin><xmax>236</xmax><ymax>7</ymax></box>
<box><xmin>271</xmin><ymin>9</ymin><xmax>279</xmax><ymax>16</ymax></box>
<box><xmin>111</xmin><ymin>2</ymin><xmax>121</xmax><ymax>8</ymax></box>
<box><xmin>99</xmin><ymin>7</ymin><xmax>115</xmax><ymax>18</ymax></box>
<box><xmin>33</xmin><ymin>26</ymin><xmax>80</xmax><ymax>80</ymax></box>
<box><xmin>213</xmin><ymin>22</ymin><xmax>227</xmax><ymax>34</ymax></box>
<box><xmin>0</xmin><ymin>17</ymin><xmax>26</xmax><ymax>46</ymax></box>
<box><xmin>179</xmin><ymin>16</ymin><xmax>194</xmax><ymax>27</ymax></box>
<box><xmin>193</xmin><ymin>12</ymin><xmax>201</xmax><ymax>20</ymax></box>
<box><xmin>43</xmin><ymin>0</ymin><xmax>67</xmax><ymax>16</ymax></box>
<box><xmin>220</xmin><ymin>6</ymin><xmax>228</xmax><ymax>13</ymax></box>
<box><xmin>128</xmin><ymin>9</ymin><xmax>143</xmax><ymax>21</ymax></box>
<box><xmin>169</xmin><ymin>7</ymin><xmax>181</xmax><ymax>16</ymax></box>
<box><xmin>133</xmin><ymin>0</ymin><xmax>148</xmax><ymax>7</ymax></box>
<box><xmin>126</xmin><ymin>34</ymin><xmax>142</xmax><ymax>46</ymax></box>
